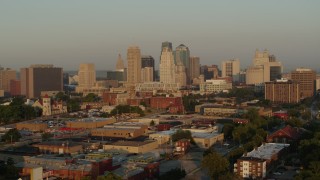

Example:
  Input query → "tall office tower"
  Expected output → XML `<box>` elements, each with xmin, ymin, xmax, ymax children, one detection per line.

<box><xmin>200</xmin><ymin>65</ymin><xmax>219</xmax><ymax>80</ymax></box>
<box><xmin>161</xmin><ymin>41</ymin><xmax>173</xmax><ymax>52</ymax></box>
<box><xmin>174</xmin><ymin>44</ymin><xmax>190</xmax><ymax>84</ymax></box>
<box><xmin>246</xmin><ymin>49</ymin><xmax>283</xmax><ymax>85</ymax></box>
<box><xmin>316</xmin><ymin>74</ymin><xmax>320</xmax><ymax>92</ymax></box>
<box><xmin>175</xmin><ymin>60</ymin><xmax>187</xmax><ymax>87</ymax></box>
<box><xmin>190</xmin><ymin>56</ymin><xmax>200</xmax><ymax>80</ymax></box>
<box><xmin>160</xmin><ymin>47</ymin><xmax>176</xmax><ymax>84</ymax></box>
<box><xmin>116</xmin><ymin>54</ymin><xmax>125</xmax><ymax>71</ymax></box>
<box><xmin>221</xmin><ymin>59</ymin><xmax>240</xmax><ymax>82</ymax></box>
<box><xmin>127</xmin><ymin>46</ymin><xmax>142</xmax><ymax>84</ymax></box>
<box><xmin>76</xmin><ymin>63</ymin><xmax>96</xmax><ymax>93</ymax></box>
<box><xmin>141</xmin><ymin>55</ymin><xmax>155</xmax><ymax>81</ymax></box>
<box><xmin>141</xmin><ymin>67</ymin><xmax>154</xmax><ymax>82</ymax></box>
<box><xmin>291</xmin><ymin>68</ymin><xmax>316</xmax><ymax>99</ymax></box>
<box><xmin>0</xmin><ymin>66</ymin><xmax>16</xmax><ymax>93</ymax></box>
<box><xmin>20</xmin><ymin>64</ymin><xmax>63</xmax><ymax>98</ymax></box>
<box><xmin>265</xmin><ymin>79</ymin><xmax>300</xmax><ymax>104</ymax></box>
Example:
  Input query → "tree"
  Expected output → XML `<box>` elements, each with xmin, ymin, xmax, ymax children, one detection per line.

<box><xmin>150</xmin><ymin>120</ymin><xmax>155</xmax><ymax>126</ymax></box>
<box><xmin>55</xmin><ymin>92</ymin><xmax>69</xmax><ymax>101</ymax></box>
<box><xmin>1</xmin><ymin>128</ymin><xmax>21</xmax><ymax>143</ymax></box>
<box><xmin>42</xmin><ymin>132</ymin><xmax>54</xmax><ymax>141</ymax></box>
<box><xmin>301</xmin><ymin>110</ymin><xmax>311</xmax><ymax>120</ymax></box>
<box><xmin>97</xmin><ymin>172</ymin><xmax>122</xmax><ymax>180</ymax></box>
<box><xmin>0</xmin><ymin>158</ymin><xmax>19</xmax><ymax>180</ymax></box>
<box><xmin>287</xmin><ymin>118</ymin><xmax>303</xmax><ymax>127</ymax></box>
<box><xmin>222</xmin><ymin>123</ymin><xmax>235</xmax><ymax>139</ymax></box>
<box><xmin>83</xmin><ymin>93</ymin><xmax>99</xmax><ymax>102</ymax></box>
<box><xmin>202</xmin><ymin>150</ymin><xmax>229</xmax><ymax>179</ymax></box>
<box><xmin>171</xmin><ymin>129</ymin><xmax>194</xmax><ymax>144</ymax></box>
<box><xmin>159</xmin><ymin>168</ymin><xmax>186</xmax><ymax>180</ymax></box>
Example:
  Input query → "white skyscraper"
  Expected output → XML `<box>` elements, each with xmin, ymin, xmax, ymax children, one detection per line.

<box><xmin>160</xmin><ymin>47</ymin><xmax>176</xmax><ymax>84</ymax></box>
<box><xmin>76</xmin><ymin>63</ymin><xmax>96</xmax><ymax>93</ymax></box>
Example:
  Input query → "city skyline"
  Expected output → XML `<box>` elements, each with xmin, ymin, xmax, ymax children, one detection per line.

<box><xmin>1</xmin><ymin>1</ymin><xmax>319</xmax><ymax>72</ymax></box>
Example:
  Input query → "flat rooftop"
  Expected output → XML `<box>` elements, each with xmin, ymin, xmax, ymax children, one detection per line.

<box><xmin>68</xmin><ymin>117</ymin><xmax>114</xmax><ymax>123</ymax></box>
<box><xmin>192</xmin><ymin>132</ymin><xmax>222</xmax><ymax>139</ymax></box>
<box><xmin>244</xmin><ymin>143</ymin><xmax>290</xmax><ymax>160</ymax></box>
<box><xmin>109</xmin><ymin>140</ymin><xmax>156</xmax><ymax>147</ymax></box>
<box><xmin>34</xmin><ymin>141</ymin><xmax>81</xmax><ymax>147</ymax></box>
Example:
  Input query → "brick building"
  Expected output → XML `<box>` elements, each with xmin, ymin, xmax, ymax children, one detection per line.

<box><xmin>291</xmin><ymin>68</ymin><xmax>316</xmax><ymax>99</ymax></box>
<box><xmin>234</xmin><ymin>157</ymin><xmax>267</xmax><ymax>179</ymax></box>
<box><xmin>150</xmin><ymin>96</ymin><xmax>184</xmax><ymax>113</ymax></box>
<box><xmin>9</xmin><ymin>79</ymin><xmax>21</xmax><ymax>96</ymax></box>
<box><xmin>265</xmin><ymin>79</ymin><xmax>300</xmax><ymax>104</ymax></box>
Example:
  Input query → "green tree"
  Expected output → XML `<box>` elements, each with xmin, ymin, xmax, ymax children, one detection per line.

<box><xmin>97</xmin><ymin>172</ymin><xmax>122</xmax><ymax>180</ymax></box>
<box><xmin>150</xmin><ymin>120</ymin><xmax>155</xmax><ymax>126</ymax></box>
<box><xmin>222</xmin><ymin>123</ymin><xmax>235</xmax><ymax>139</ymax></box>
<box><xmin>55</xmin><ymin>92</ymin><xmax>69</xmax><ymax>101</ymax></box>
<box><xmin>301</xmin><ymin>110</ymin><xmax>311</xmax><ymax>120</ymax></box>
<box><xmin>171</xmin><ymin>129</ymin><xmax>194</xmax><ymax>144</ymax></box>
<box><xmin>42</xmin><ymin>132</ymin><xmax>54</xmax><ymax>141</ymax></box>
<box><xmin>1</xmin><ymin>128</ymin><xmax>21</xmax><ymax>143</ymax></box>
<box><xmin>202</xmin><ymin>151</ymin><xmax>229</xmax><ymax>179</ymax></box>
<box><xmin>83</xmin><ymin>93</ymin><xmax>99</xmax><ymax>102</ymax></box>
<box><xmin>0</xmin><ymin>158</ymin><xmax>19</xmax><ymax>180</ymax></box>
<box><xmin>287</xmin><ymin>118</ymin><xmax>303</xmax><ymax>127</ymax></box>
<box><xmin>67</xmin><ymin>99</ymin><xmax>81</xmax><ymax>112</ymax></box>
<box><xmin>159</xmin><ymin>168</ymin><xmax>186</xmax><ymax>180</ymax></box>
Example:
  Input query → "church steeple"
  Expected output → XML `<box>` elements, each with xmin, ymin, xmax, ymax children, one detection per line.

<box><xmin>116</xmin><ymin>54</ymin><xmax>125</xmax><ymax>71</ymax></box>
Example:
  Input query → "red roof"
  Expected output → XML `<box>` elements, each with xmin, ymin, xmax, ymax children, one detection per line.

<box><xmin>268</xmin><ymin>125</ymin><xmax>301</xmax><ymax>141</ymax></box>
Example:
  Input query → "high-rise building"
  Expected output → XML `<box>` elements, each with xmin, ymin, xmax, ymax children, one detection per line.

<box><xmin>20</xmin><ymin>64</ymin><xmax>63</xmax><ymax>98</ymax></box>
<box><xmin>221</xmin><ymin>59</ymin><xmax>240</xmax><ymax>82</ymax></box>
<box><xmin>174</xmin><ymin>44</ymin><xmax>190</xmax><ymax>84</ymax></box>
<box><xmin>127</xmin><ymin>46</ymin><xmax>142</xmax><ymax>84</ymax></box>
<box><xmin>160</xmin><ymin>47</ymin><xmax>176</xmax><ymax>84</ymax></box>
<box><xmin>161</xmin><ymin>41</ymin><xmax>173</xmax><ymax>52</ymax></box>
<box><xmin>141</xmin><ymin>55</ymin><xmax>155</xmax><ymax>81</ymax></box>
<box><xmin>265</xmin><ymin>79</ymin><xmax>300</xmax><ymax>104</ymax></box>
<box><xmin>316</xmin><ymin>74</ymin><xmax>320</xmax><ymax>92</ymax></box>
<box><xmin>200</xmin><ymin>65</ymin><xmax>219</xmax><ymax>80</ymax></box>
<box><xmin>10</xmin><ymin>80</ymin><xmax>21</xmax><ymax>96</ymax></box>
<box><xmin>246</xmin><ymin>49</ymin><xmax>283</xmax><ymax>85</ymax></box>
<box><xmin>0</xmin><ymin>66</ymin><xmax>16</xmax><ymax>93</ymax></box>
<box><xmin>76</xmin><ymin>63</ymin><xmax>96</xmax><ymax>93</ymax></box>
<box><xmin>291</xmin><ymin>68</ymin><xmax>316</xmax><ymax>99</ymax></box>
<box><xmin>190</xmin><ymin>56</ymin><xmax>200</xmax><ymax>80</ymax></box>
<box><xmin>116</xmin><ymin>54</ymin><xmax>125</xmax><ymax>71</ymax></box>
<box><xmin>141</xmin><ymin>67</ymin><xmax>154</xmax><ymax>82</ymax></box>
<box><xmin>175</xmin><ymin>60</ymin><xmax>187</xmax><ymax>87</ymax></box>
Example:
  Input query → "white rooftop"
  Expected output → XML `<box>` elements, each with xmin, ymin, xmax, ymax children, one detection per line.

<box><xmin>244</xmin><ymin>143</ymin><xmax>289</xmax><ymax>160</ymax></box>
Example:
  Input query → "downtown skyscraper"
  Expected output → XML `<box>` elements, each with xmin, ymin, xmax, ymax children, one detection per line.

<box><xmin>174</xmin><ymin>44</ymin><xmax>190</xmax><ymax>84</ymax></box>
<box><xmin>127</xmin><ymin>46</ymin><xmax>142</xmax><ymax>84</ymax></box>
<box><xmin>160</xmin><ymin>45</ymin><xmax>176</xmax><ymax>84</ymax></box>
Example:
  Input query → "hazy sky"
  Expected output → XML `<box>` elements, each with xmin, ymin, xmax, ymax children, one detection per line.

<box><xmin>1</xmin><ymin>1</ymin><xmax>319</xmax><ymax>72</ymax></box>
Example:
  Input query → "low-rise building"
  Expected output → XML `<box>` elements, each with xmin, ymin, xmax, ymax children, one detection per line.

<box><xmin>192</xmin><ymin>132</ymin><xmax>224</xmax><ymax>148</ymax></box>
<box><xmin>33</xmin><ymin>141</ymin><xmax>83</xmax><ymax>154</ymax></box>
<box><xmin>135</xmin><ymin>82</ymin><xmax>180</xmax><ymax>93</ymax></box>
<box><xmin>201</xmin><ymin>106</ymin><xmax>238</xmax><ymax>116</ymax></box>
<box><xmin>91</xmin><ymin>123</ymin><xmax>148</xmax><ymax>139</ymax></box>
<box><xmin>16</xmin><ymin>121</ymin><xmax>48</xmax><ymax>132</ymax></box>
<box><xmin>66</xmin><ymin>118</ymin><xmax>116</xmax><ymax>129</ymax></box>
<box><xmin>103</xmin><ymin>140</ymin><xmax>158</xmax><ymax>154</ymax></box>
<box><xmin>267</xmin><ymin>125</ymin><xmax>302</xmax><ymax>144</ymax></box>
<box><xmin>200</xmin><ymin>79</ymin><xmax>232</xmax><ymax>93</ymax></box>
<box><xmin>32</xmin><ymin>94</ymin><xmax>67</xmax><ymax>116</ymax></box>
<box><xmin>234</xmin><ymin>157</ymin><xmax>267</xmax><ymax>179</ymax></box>
<box><xmin>149</xmin><ymin>130</ymin><xmax>176</xmax><ymax>145</ymax></box>
<box><xmin>175</xmin><ymin>139</ymin><xmax>191</xmax><ymax>154</ymax></box>
<box><xmin>234</xmin><ymin>143</ymin><xmax>289</xmax><ymax>178</ymax></box>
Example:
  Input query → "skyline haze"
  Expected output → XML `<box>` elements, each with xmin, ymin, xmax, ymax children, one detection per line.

<box><xmin>1</xmin><ymin>1</ymin><xmax>319</xmax><ymax>72</ymax></box>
